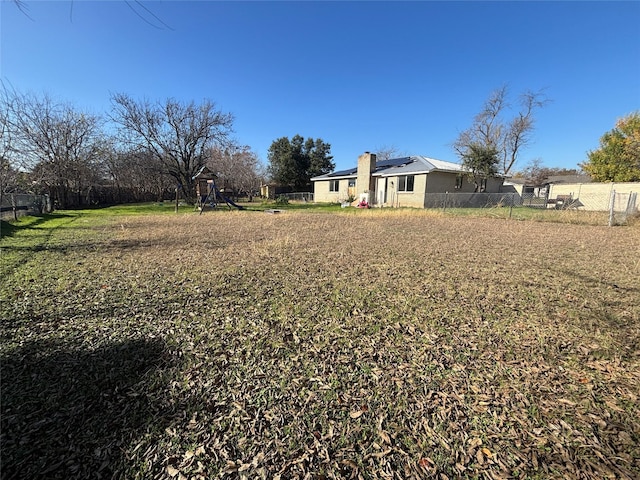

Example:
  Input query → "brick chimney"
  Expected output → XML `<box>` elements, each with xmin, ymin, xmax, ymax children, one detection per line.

<box><xmin>356</xmin><ymin>152</ymin><xmax>376</xmax><ymax>202</ymax></box>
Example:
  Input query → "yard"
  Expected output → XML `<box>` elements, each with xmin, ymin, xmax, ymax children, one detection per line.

<box><xmin>1</xmin><ymin>205</ymin><xmax>639</xmax><ymax>479</ymax></box>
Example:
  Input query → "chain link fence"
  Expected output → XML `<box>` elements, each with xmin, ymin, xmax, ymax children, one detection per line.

<box><xmin>422</xmin><ymin>189</ymin><xmax>638</xmax><ymax>226</ymax></box>
<box><xmin>424</xmin><ymin>192</ymin><xmax>517</xmax><ymax>209</ymax></box>
<box><xmin>1</xmin><ymin>194</ymin><xmax>53</xmax><ymax>220</ymax></box>
<box><xmin>609</xmin><ymin>191</ymin><xmax>638</xmax><ymax>226</ymax></box>
<box><xmin>281</xmin><ymin>192</ymin><xmax>314</xmax><ymax>202</ymax></box>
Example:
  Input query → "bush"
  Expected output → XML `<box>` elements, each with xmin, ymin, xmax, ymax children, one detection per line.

<box><xmin>275</xmin><ymin>195</ymin><xmax>289</xmax><ymax>206</ymax></box>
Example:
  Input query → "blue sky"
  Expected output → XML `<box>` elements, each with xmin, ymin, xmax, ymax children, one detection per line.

<box><xmin>2</xmin><ymin>1</ymin><xmax>639</xmax><ymax>173</ymax></box>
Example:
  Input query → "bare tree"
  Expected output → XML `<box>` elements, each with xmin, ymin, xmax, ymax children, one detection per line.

<box><xmin>454</xmin><ymin>86</ymin><xmax>549</xmax><ymax>175</ymax></box>
<box><xmin>0</xmin><ymin>158</ymin><xmax>21</xmax><ymax>198</ymax></box>
<box><xmin>208</xmin><ymin>145</ymin><xmax>264</xmax><ymax>199</ymax></box>
<box><xmin>374</xmin><ymin>144</ymin><xmax>406</xmax><ymax>161</ymax></box>
<box><xmin>111</xmin><ymin>93</ymin><xmax>234</xmax><ymax>204</ymax></box>
<box><xmin>103</xmin><ymin>145</ymin><xmax>174</xmax><ymax>203</ymax></box>
<box><xmin>4</xmin><ymin>88</ymin><xmax>103</xmax><ymax>208</ymax></box>
<box><xmin>520</xmin><ymin>158</ymin><xmax>550</xmax><ymax>187</ymax></box>
<box><xmin>0</xmin><ymin>86</ymin><xmax>19</xmax><ymax>200</ymax></box>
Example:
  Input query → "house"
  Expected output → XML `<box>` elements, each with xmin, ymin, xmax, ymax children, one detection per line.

<box><xmin>311</xmin><ymin>152</ymin><xmax>504</xmax><ymax>208</ymax></box>
<box><xmin>503</xmin><ymin>173</ymin><xmax>593</xmax><ymax>196</ymax></box>
<box><xmin>260</xmin><ymin>183</ymin><xmax>297</xmax><ymax>200</ymax></box>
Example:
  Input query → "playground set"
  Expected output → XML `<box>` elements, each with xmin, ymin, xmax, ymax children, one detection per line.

<box><xmin>193</xmin><ymin>167</ymin><xmax>244</xmax><ymax>214</ymax></box>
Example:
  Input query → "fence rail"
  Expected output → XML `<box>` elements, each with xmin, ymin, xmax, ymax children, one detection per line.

<box><xmin>1</xmin><ymin>194</ymin><xmax>53</xmax><ymax>220</ymax></box>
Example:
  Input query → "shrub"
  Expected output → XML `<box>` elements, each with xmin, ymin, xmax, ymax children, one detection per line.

<box><xmin>275</xmin><ymin>195</ymin><xmax>289</xmax><ymax>206</ymax></box>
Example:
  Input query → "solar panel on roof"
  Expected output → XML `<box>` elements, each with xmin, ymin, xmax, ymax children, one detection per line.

<box><xmin>375</xmin><ymin>157</ymin><xmax>413</xmax><ymax>172</ymax></box>
<box><xmin>328</xmin><ymin>167</ymin><xmax>357</xmax><ymax>177</ymax></box>
<box><xmin>321</xmin><ymin>156</ymin><xmax>421</xmax><ymax>178</ymax></box>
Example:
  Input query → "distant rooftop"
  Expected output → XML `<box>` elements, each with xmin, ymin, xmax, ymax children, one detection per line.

<box><xmin>507</xmin><ymin>174</ymin><xmax>593</xmax><ymax>185</ymax></box>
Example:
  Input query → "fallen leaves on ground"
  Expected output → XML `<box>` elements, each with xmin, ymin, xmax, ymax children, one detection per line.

<box><xmin>1</xmin><ymin>210</ymin><xmax>639</xmax><ymax>479</ymax></box>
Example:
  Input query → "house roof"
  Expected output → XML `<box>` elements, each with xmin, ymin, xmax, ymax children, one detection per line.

<box><xmin>546</xmin><ymin>174</ymin><xmax>592</xmax><ymax>184</ymax></box>
<box><xmin>504</xmin><ymin>174</ymin><xmax>592</xmax><ymax>186</ymax></box>
<box><xmin>311</xmin><ymin>156</ymin><xmax>466</xmax><ymax>181</ymax></box>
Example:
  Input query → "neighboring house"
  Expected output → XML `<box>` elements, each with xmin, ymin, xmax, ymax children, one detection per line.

<box><xmin>260</xmin><ymin>183</ymin><xmax>296</xmax><ymax>199</ymax></box>
<box><xmin>502</xmin><ymin>174</ymin><xmax>593</xmax><ymax>198</ymax></box>
<box><xmin>547</xmin><ymin>174</ymin><xmax>593</xmax><ymax>185</ymax></box>
<box><xmin>311</xmin><ymin>152</ymin><xmax>504</xmax><ymax>208</ymax></box>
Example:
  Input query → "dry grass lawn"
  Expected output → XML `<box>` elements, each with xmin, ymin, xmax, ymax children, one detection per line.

<box><xmin>1</xmin><ymin>209</ymin><xmax>639</xmax><ymax>479</ymax></box>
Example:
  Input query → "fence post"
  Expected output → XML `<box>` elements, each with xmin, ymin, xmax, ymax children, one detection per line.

<box><xmin>443</xmin><ymin>192</ymin><xmax>448</xmax><ymax>212</ymax></box>
<box><xmin>608</xmin><ymin>190</ymin><xmax>616</xmax><ymax>227</ymax></box>
<box><xmin>509</xmin><ymin>193</ymin><xmax>513</xmax><ymax>219</ymax></box>
<box><xmin>11</xmin><ymin>193</ymin><xmax>18</xmax><ymax>221</ymax></box>
<box><xmin>627</xmin><ymin>192</ymin><xmax>638</xmax><ymax>217</ymax></box>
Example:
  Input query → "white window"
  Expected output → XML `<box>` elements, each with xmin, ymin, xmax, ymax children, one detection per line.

<box><xmin>329</xmin><ymin>180</ymin><xmax>339</xmax><ymax>192</ymax></box>
<box><xmin>398</xmin><ymin>175</ymin><xmax>415</xmax><ymax>192</ymax></box>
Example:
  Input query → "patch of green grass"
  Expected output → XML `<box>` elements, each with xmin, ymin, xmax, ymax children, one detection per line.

<box><xmin>1</xmin><ymin>213</ymin><xmax>76</xmax><ymax>238</ymax></box>
<box><xmin>10</xmin><ymin>200</ymin><xmax>612</xmax><ymax>226</ymax></box>
<box><xmin>67</xmin><ymin>202</ymin><xmax>188</xmax><ymax>216</ymax></box>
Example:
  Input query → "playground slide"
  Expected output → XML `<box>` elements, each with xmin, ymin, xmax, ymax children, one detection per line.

<box><xmin>218</xmin><ymin>193</ymin><xmax>244</xmax><ymax>210</ymax></box>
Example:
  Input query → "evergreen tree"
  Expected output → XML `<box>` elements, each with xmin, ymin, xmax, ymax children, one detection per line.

<box><xmin>267</xmin><ymin>135</ymin><xmax>334</xmax><ymax>189</ymax></box>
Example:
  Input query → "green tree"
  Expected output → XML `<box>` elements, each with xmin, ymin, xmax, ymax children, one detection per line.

<box><xmin>460</xmin><ymin>143</ymin><xmax>500</xmax><ymax>191</ymax></box>
<box><xmin>581</xmin><ymin>112</ymin><xmax>640</xmax><ymax>182</ymax></box>
<box><xmin>267</xmin><ymin>135</ymin><xmax>334</xmax><ymax>190</ymax></box>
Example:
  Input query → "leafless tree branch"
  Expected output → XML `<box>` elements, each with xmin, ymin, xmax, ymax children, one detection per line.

<box><xmin>453</xmin><ymin>86</ymin><xmax>550</xmax><ymax>175</ymax></box>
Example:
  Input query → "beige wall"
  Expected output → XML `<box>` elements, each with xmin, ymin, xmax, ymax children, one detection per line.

<box><xmin>376</xmin><ymin>172</ymin><xmax>504</xmax><ymax>208</ymax></box>
<box><xmin>424</xmin><ymin>172</ymin><xmax>503</xmax><ymax>194</ymax></box>
<box><xmin>313</xmin><ymin>179</ymin><xmax>351</xmax><ymax>203</ymax></box>
<box><xmin>424</xmin><ymin>172</ymin><xmax>471</xmax><ymax>193</ymax></box>
<box><xmin>398</xmin><ymin>174</ymin><xmax>426</xmax><ymax>208</ymax></box>
<box><xmin>376</xmin><ymin>174</ymin><xmax>426</xmax><ymax>208</ymax></box>
<box><xmin>548</xmin><ymin>182</ymin><xmax>639</xmax><ymax>211</ymax></box>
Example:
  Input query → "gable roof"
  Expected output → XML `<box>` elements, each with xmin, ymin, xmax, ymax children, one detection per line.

<box><xmin>311</xmin><ymin>156</ymin><xmax>466</xmax><ymax>181</ymax></box>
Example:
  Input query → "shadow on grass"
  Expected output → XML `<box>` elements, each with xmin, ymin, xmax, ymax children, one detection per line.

<box><xmin>1</xmin><ymin>337</ymin><xmax>180</xmax><ymax>479</ymax></box>
<box><xmin>0</xmin><ymin>218</ymin><xmax>50</xmax><ymax>239</ymax></box>
<box><xmin>0</xmin><ymin>219</ymin><xmax>22</xmax><ymax>238</ymax></box>
<box><xmin>0</xmin><ymin>214</ymin><xmax>76</xmax><ymax>239</ymax></box>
